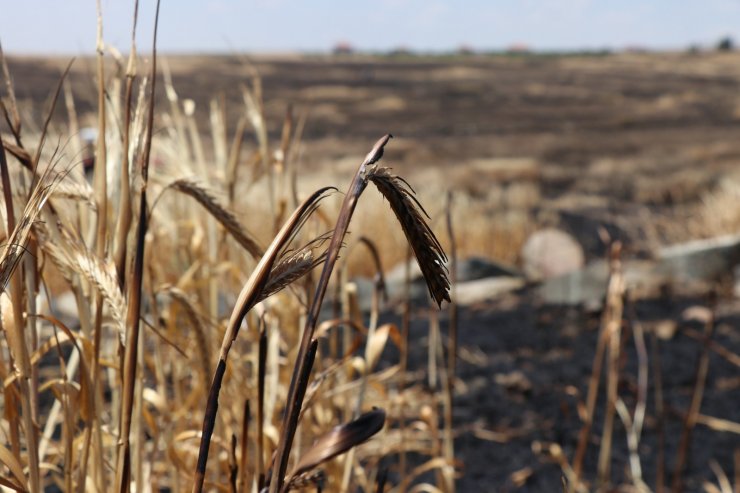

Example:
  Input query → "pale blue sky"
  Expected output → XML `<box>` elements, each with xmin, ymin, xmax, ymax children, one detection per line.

<box><xmin>1</xmin><ymin>0</ymin><xmax>739</xmax><ymax>54</ymax></box>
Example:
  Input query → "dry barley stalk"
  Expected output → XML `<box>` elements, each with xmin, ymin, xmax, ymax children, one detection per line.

<box><xmin>597</xmin><ymin>243</ymin><xmax>626</xmax><ymax>488</ymax></box>
<box><xmin>671</xmin><ymin>297</ymin><xmax>717</xmax><ymax>493</ymax></box>
<box><xmin>192</xmin><ymin>187</ymin><xmax>334</xmax><ymax>492</ymax></box>
<box><xmin>571</xmin><ymin>244</ymin><xmax>621</xmax><ymax>489</ymax></box>
<box><xmin>112</xmin><ymin>0</ymin><xmax>140</xmax><ymax>286</ymax></box>
<box><xmin>271</xmin><ymin>134</ymin><xmax>450</xmax><ymax>493</ymax></box>
<box><xmin>0</xmin><ymin>126</ymin><xmax>25</xmax><ymax>487</ymax></box>
<box><xmin>115</xmin><ymin>3</ymin><xmax>160</xmax><ymax>491</ymax></box>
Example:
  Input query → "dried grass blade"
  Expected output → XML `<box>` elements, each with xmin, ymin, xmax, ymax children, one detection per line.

<box><xmin>0</xmin><ymin>134</ymin><xmax>23</xmax><ymax>463</ymax></box>
<box><xmin>671</xmin><ymin>307</ymin><xmax>717</xmax><ymax>493</ymax></box>
<box><xmin>278</xmin><ymin>338</ymin><xmax>319</xmax><ymax>493</ymax></box>
<box><xmin>115</xmin><ymin>3</ymin><xmax>160</xmax><ymax>490</ymax></box>
<box><xmin>112</xmin><ymin>0</ymin><xmax>139</xmax><ymax>286</ymax></box>
<box><xmin>29</xmin><ymin>58</ymin><xmax>74</xmax><ymax>183</ymax></box>
<box><xmin>0</xmin><ymin>133</ymin><xmax>16</xmax><ymax>233</ymax></box>
<box><xmin>242</xmin><ymin>82</ymin><xmax>272</xmax><ymax>219</ymax></box>
<box><xmin>0</xmin><ymin>443</ymin><xmax>27</xmax><ymax>492</ymax></box>
<box><xmin>226</xmin><ymin>116</ymin><xmax>247</xmax><ymax>204</ymax></box>
<box><xmin>0</xmin><ymin>41</ymin><xmax>21</xmax><ymax>139</ymax></box>
<box><xmin>366</xmin><ymin>323</ymin><xmax>400</xmax><ymax>372</ymax></box>
<box><xmin>36</xmin><ymin>313</ymin><xmax>95</xmax><ymax>423</ymax></box>
<box><xmin>1</xmin><ymin>141</ymin><xmax>32</xmax><ymax>170</ymax></box>
<box><xmin>0</xmin><ymin>476</ymin><xmax>25</xmax><ymax>492</ymax></box>
<box><xmin>168</xmin><ymin>287</ymin><xmax>212</xmax><ymax>379</ymax></box>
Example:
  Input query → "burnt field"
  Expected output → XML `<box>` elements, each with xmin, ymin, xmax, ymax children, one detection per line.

<box><xmin>9</xmin><ymin>52</ymin><xmax>740</xmax><ymax>260</ymax></box>
<box><xmin>3</xmin><ymin>51</ymin><xmax>740</xmax><ymax>491</ymax></box>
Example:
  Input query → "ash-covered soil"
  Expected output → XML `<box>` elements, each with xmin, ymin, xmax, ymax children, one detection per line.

<box><xmin>382</xmin><ymin>288</ymin><xmax>740</xmax><ymax>491</ymax></box>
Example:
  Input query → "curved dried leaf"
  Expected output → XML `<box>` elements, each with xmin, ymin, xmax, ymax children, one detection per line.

<box><xmin>396</xmin><ymin>457</ymin><xmax>455</xmax><ymax>492</ymax></box>
<box><xmin>315</xmin><ymin>318</ymin><xmax>367</xmax><ymax>340</ymax></box>
<box><xmin>0</xmin><ymin>475</ymin><xmax>26</xmax><ymax>492</ymax></box>
<box><xmin>366</xmin><ymin>323</ymin><xmax>400</xmax><ymax>371</ymax></box>
<box><xmin>350</xmin><ymin>356</ymin><xmax>366</xmax><ymax>375</ymax></box>
<box><xmin>368</xmin><ymin>167</ymin><xmax>450</xmax><ymax>307</ymax></box>
<box><xmin>47</xmin><ymin>381</ymin><xmax>81</xmax><ymax>419</ymax></box>
<box><xmin>357</xmin><ymin>236</ymin><xmax>387</xmax><ymax>299</ymax></box>
<box><xmin>0</xmin><ymin>442</ymin><xmax>28</xmax><ymax>491</ymax></box>
<box><xmin>167</xmin><ymin>287</ymin><xmax>212</xmax><ymax>378</ymax></box>
<box><xmin>289</xmin><ymin>408</ymin><xmax>386</xmax><ymax>480</ymax></box>
<box><xmin>408</xmin><ymin>484</ymin><xmax>446</xmax><ymax>493</ymax></box>
<box><xmin>36</xmin><ymin>314</ymin><xmax>95</xmax><ymax>422</ymax></box>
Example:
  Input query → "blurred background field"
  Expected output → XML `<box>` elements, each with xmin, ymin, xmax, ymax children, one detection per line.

<box><xmin>1</xmin><ymin>2</ymin><xmax>740</xmax><ymax>492</ymax></box>
<box><xmin>9</xmin><ymin>50</ymin><xmax>740</xmax><ymax>268</ymax></box>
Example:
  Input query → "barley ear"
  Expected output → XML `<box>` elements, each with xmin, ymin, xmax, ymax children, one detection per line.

<box><xmin>169</xmin><ymin>178</ymin><xmax>263</xmax><ymax>258</ymax></box>
<box><xmin>369</xmin><ymin>167</ymin><xmax>450</xmax><ymax>307</ymax></box>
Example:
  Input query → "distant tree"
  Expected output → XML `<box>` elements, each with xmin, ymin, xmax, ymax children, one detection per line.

<box><xmin>717</xmin><ymin>36</ymin><xmax>734</xmax><ymax>51</ymax></box>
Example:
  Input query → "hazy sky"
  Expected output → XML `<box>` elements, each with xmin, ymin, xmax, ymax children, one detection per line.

<box><xmin>1</xmin><ymin>0</ymin><xmax>739</xmax><ymax>54</ymax></box>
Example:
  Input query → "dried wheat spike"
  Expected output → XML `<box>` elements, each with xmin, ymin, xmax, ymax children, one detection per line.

<box><xmin>260</xmin><ymin>233</ymin><xmax>330</xmax><ymax>302</ymax></box>
<box><xmin>170</xmin><ymin>178</ymin><xmax>263</xmax><ymax>258</ymax></box>
<box><xmin>369</xmin><ymin>167</ymin><xmax>450</xmax><ymax>307</ymax></box>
